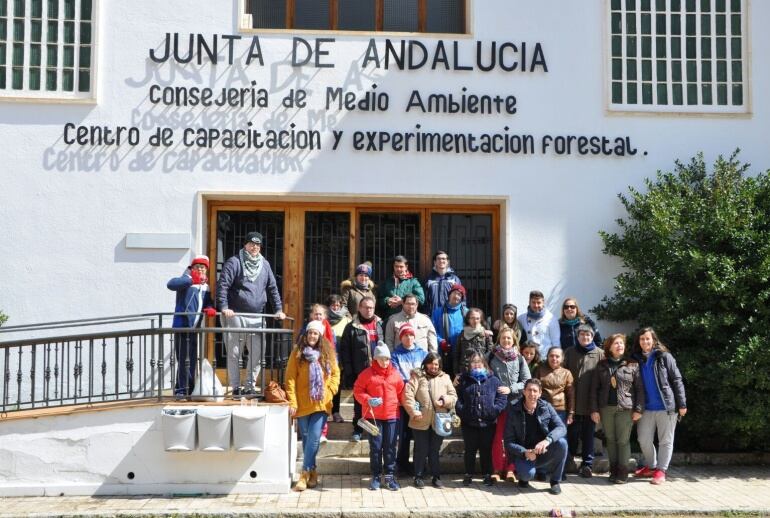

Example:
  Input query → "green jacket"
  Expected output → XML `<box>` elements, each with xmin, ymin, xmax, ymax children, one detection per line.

<box><xmin>377</xmin><ymin>276</ymin><xmax>425</xmax><ymax>321</ymax></box>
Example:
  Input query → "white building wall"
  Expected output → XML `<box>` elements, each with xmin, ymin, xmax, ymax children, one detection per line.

<box><xmin>0</xmin><ymin>0</ymin><xmax>768</xmax><ymax>329</ymax></box>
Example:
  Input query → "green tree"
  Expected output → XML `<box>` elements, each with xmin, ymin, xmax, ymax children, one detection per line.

<box><xmin>0</xmin><ymin>310</ymin><xmax>7</xmax><ymax>327</ymax></box>
<box><xmin>593</xmin><ymin>151</ymin><xmax>770</xmax><ymax>451</ymax></box>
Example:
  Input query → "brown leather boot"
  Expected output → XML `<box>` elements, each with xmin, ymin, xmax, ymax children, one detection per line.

<box><xmin>294</xmin><ymin>471</ymin><xmax>308</xmax><ymax>492</ymax></box>
<box><xmin>307</xmin><ymin>469</ymin><xmax>318</xmax><ymax>488</ymax></box>
<box><xmin>614</xmin><ymin>465</ymin><xmax>628</xmax><ymax>484</ymax></box>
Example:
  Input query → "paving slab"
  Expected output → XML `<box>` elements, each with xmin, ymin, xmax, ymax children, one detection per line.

<box><xmin>0</xmin><ymin>466</ymin><xmax>768</xmax><ymax>517</ymax></box>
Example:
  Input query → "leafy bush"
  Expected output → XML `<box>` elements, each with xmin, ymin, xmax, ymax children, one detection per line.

<box><xmin>0</xmin><ymin>310</ymin><xmax>7</xmax><ymax>327</ymax></box>
<box><xmin>593</xmin><ymin>151</ymin><xmax>770</xmax><ymax>451</ymax></box>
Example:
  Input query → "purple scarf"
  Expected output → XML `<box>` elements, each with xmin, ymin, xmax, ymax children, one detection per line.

<box><xmin>303</xmin><ymin>346</ymin><xmax>324</xmax><ymax>401</ymax></box>
<box><xmin>493</xmin><ymin>344</ymin><xmax>519</xmax><ymax>363</ymax></box>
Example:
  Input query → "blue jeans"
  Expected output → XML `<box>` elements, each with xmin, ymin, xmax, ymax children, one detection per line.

<box><xmin>297</xmin><ymin>411</ymin><xmax>327</xmax><ymax>471</ymax></box>
<box><xmin>567</xmin><ymin>414</ymin><xmax>596</xmax><ymax>468</ymax></box>
<box><xmin>515</xmin><ymin>437</ymin><xmax>568</xmax><ymax>484</ymax></box>
<box><xmin>369</xmin><ymin>419</ymin><xmax>398</xmax><ymax>477</ymax></box>
<box><xmin>173</xmin><ymin>332</ymin><xmax>199</xmax><ymax>396</ymax></box>
<box><xmin>396</xmin><ymin>407</ymin><xmax>413</xmax><ymax>471</ymax></box>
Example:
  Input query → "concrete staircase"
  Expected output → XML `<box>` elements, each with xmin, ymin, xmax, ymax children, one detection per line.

<box><xmin>296</xmin><ymin>390</ymin><xmax>610</xmax><ymax>475</ymax></box>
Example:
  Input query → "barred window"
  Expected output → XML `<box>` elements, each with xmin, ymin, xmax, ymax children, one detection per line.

<box><xmin>246</xmin><ymin>0</ymin><xmax>467</xmax><ymax>34</ymax></box>
<box><xmin>0</xmin><ymin>0</ymin><xmax>95</xmax><ymax>100</ymax></box>
<box><xmin>609</xmin><ymin>0</ymin><xmax>747</xmax><ymax>113</ymax></box>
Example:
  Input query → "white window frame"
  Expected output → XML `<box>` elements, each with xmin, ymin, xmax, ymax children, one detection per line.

<box><xmin>606</xmin><ymin>0</ymin><xmax>750</xmax><ymax>115</ymax></box>
<box><xmin>0</xmin><ymin>0</ymin><xmax>98</xmax><ymax>103</ymax></box>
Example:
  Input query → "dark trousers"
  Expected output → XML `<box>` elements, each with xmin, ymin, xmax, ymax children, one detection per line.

<box><xmin>369</xmin><ymin>419</ymin><xmax>398</xmax><ymax>476</ymax></box>
<box><xmin>514</xmin><ymin>438</ymin><xmax>568</xmax><ymax>484</ymax></box>
<box><xmin>332</xmin><ymin>389</ymin><xmax>341</xmax><ymax>414</ymax></box>
<box><xmin>462</xmin><ymin>425</ymin><xmax>495</xmax><ymax>476</ymax></box>
<box><xmin>396</xmin><ymin>407</ymin><xmax>413</xmax><ymax>471</ymax></box>
<box><xmin>413</xmin><ymin>427</ymin><xmax>444</xmax><ymax>478</ymax></box>
<box><xmin>353</xmin><ymin>399</ymin><xmax>363</xmax><ymax>435</ymax></box>
<box><xmin>567</xmin><ymin>414</ymin><xmax>596</xmax><ymax>467</ymax></box>
<box><xmin>173</xmin><ymin>332</ymin><xmax>198</xmax><ymax>396</ymax></box>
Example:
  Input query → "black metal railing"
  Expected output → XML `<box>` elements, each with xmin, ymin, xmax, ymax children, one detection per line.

<box><xmin>0</xmin><ymin>313</ymin><xmax>294</xmax><ymax>414</ymax></box>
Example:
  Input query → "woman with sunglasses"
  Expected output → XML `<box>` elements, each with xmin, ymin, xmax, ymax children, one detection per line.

<box><xmin>559</xmin><ymin>297</ymin><xmax>603</xmax><ymax>350</ymax></box>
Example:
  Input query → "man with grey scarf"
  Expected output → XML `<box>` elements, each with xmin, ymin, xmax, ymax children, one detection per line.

<box><xmin>217</xmin><ymin>231</ymin><xmax>286</xmax><ymax>398</ymax></box>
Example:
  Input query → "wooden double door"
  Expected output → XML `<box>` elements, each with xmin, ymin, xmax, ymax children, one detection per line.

<box><xmin>207</xmin><ymin>201</ymin><xmax>499</xmax><ymax>345</ymax></box>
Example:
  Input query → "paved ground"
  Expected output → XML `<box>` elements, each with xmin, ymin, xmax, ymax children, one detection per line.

<box><xmin>1</xmin><ymin>466</ymin><xmax>768</xmax><ymax>517</ymax></box>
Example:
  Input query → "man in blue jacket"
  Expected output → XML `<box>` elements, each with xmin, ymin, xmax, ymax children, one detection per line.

<box><xmin>504</xmin><ymin>378</ymin><xmax>568</xmax><ymax>495</ymax></box>
<box><xmin>216</xmin><ymin>232</ymin><xmax>285</xmax><ymax>399</ymax></box>
<box><xmin>167</xmin><ymin>255</ymin><xmax>216</xmax><ymax>399</ymax></box>
<box><xmin>423</xmin><ymin>250</ymin><xmax>462</xmax><ymax>317</ymax></box>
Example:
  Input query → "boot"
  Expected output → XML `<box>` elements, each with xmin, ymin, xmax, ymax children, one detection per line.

<box><xmin>608</xmin><ymin>464</ymin><xmax>617</xmax><ymax>483</ymax></box>
<box><xmin>294</xmin><ymin>471</ymin><xmax>308</xmax><ymax>492</ymax></box>
<box><xmin>614</xmin><ymin>465</ymin><xmax>628</xmax><ymax>484</ymax></box>
<box><xmin>307</xmin><ymin>469</ymin><xmax>318</xmax><ymax>488</ymax></box>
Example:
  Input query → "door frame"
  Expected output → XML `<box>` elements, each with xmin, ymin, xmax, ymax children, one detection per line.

<box><xmin>205</xmin><ymin>198</ymin><xmax>502</xmax><ymax>358</ymax></box>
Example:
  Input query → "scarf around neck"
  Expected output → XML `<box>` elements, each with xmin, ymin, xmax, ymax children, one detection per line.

<box><xmin>527</xmin><ymin>307</ymin><xmax>545</xmax><ymax>320</ymax></box>
<box><xmin>463</xmin><ymin>324</ymin><xmax>485</xmax><ymax>340</ymax></box>
<box><xmin>577</xmin><ymin>342</ymin><xmax>597</xmax><ymax>354</ymax></box>
<box><xmin>240</xmin><ymin>249</ymin><xmax>263</xmax><ymax>282</ymax></box>
<box><xmin>493</xmin><ymin>344</ymin><xmax>519</xmax><ymax>363</ymax></box>
<box><xmin>561</xmin><ymin>316</ymin><xmax>580</xmax><ymax>326</ymax></box>
<box><xmin>302</xmin><ymin>346</ymin><xmax>325</xmax><ymax>401</ymax></box>
<box><xmin>327</xmin><ymin>307</ymin><xmax>349</xmax><ymax>326</ymax></box>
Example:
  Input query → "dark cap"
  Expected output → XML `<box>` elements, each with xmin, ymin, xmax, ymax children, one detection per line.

<box><xmin>244</xmin><ymin>232</ymin><xmax>263</xmax><ymax>245</ymax></box>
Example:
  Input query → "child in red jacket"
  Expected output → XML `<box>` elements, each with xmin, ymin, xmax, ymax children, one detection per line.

<box><xmin>354</xmin><ymin>343</ymin><xmax>405</xmax><ymax>491</ymax></box>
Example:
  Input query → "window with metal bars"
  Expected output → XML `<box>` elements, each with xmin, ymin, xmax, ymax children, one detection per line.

<box><xmin>609</xmin><ymin>0</ymin><xmax>747</xmax><ymax>113</ymax></box>
<box><xmin>247</xmin><ymin>0</ymin><xmax>466</xmax><ymax>34</ymax></box>
<box><xmin>0</xmin><ymin>0</ymin><xmax>94</xmax><ymax>99</ymax></box>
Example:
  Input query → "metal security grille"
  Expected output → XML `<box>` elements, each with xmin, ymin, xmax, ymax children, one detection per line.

<box><xmin>359</xmin><ymin>213</ymin><xmax>421</xmax><ymax>286</ymax></box>
<box><xmin>383</xmin><ymin>0</ymin><xmax>418</xmax><ymax>32</ymax></box>
<box><xmin>426</xmin><ymin>0</ymin><xmax>464</xmax><ymax>34</ymax></box>
<box><xmin>303</xmin><ymin>212</ymin><xmax>350</xmax><ymax>313</ymax></box>
<box><xmin>338</xmin><ymin>0</ymin><xmax>375</xmax><ymax>30</ymax></box>
<box><xmin>294</xmin><ymin>0</ymin><xmax>329</xmax><ymax>30</ymax></box>
<box><xmin>250</xmin><ymin>0</ymin><xmax>285</xmax><ymax>29</ymax></box>
<box><xmin>609</xmin><ymin>0</ymin><xmax>746</xmax><ymax>112</ymax></box>
<box><xmin>0</xmin><ymin>0</ymin><xmax>94</xmax><ymax>98</ymax></box>
<box><xmin>431</xmin><ymin>213</ymin><xmax>492</xmax><ymax>314</ymax></box>
<box><xmin>215</xmin><ymin>210</ymin><xmax>285</xmax><ymax>367</ymax></box>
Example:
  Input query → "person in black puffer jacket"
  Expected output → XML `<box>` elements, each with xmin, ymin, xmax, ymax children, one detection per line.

<box><xmin>455</xmin><ymin>352</ymin><xmax>507</xmax><ymax>486</ymax></box>
<box><xmin>559</xmin><ymin>297</ymin><xmax>602</xmax><ymax>349</ymax></box>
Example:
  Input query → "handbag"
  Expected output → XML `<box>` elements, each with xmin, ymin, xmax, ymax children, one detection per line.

<box><xmin>264</xmin><ymin>380</ymin><xmax>288</xmax><ymax>403</ymax></box>
<box><xmin>427</xmin><ymin>376</ymin><xmax>455</xmax><ymax>437</ymax></box>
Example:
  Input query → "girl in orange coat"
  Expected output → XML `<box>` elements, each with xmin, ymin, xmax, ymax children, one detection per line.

<box><xmin>353</xmin><ymin>343</ymin><xmax>405</xmax><ymax>491</ymax></box>
<box><xmin>285</xmin><ymin>320</ymin><xmax>340</xmax><ymax>492</ymax></box>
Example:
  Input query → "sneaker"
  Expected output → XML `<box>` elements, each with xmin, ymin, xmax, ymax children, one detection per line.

<box><xmin>634</xmin><ymin>465</ymin><xmax>654</xmax><ymax>478</ymax></box>
<box><xmin>174</xmin><ymin>392</ymin><xmax>188</xmax><ymax>401</ymax></box>
<box><xmin>432</xmin><ymin>476</ymin><xmax>444</xmax><ymax>489</ymax></box>
<box><xmin>651</xmin><ymin>469</ymin><xmax>666</xmax><ymax>485</ymax></box>
<box><xmin>384</xmin><ymin>475</ymin><xmax>401</xmax><ymax>491</ymax></box>
<box><xmin>462</xmin><ymin>474</ymin><xmax>472</xmax><ymax>486</ymax></box>
<box><xmin>518</xmin><ymin>480</ymin><xmax>531</xmax><ymax>489</ymax></box>
<box><xmin>319</xmin><ymin>434</ymin><xmax>328</xmax><ymax>444</ymax></box>
<box><xmin>414</xmin><ymin>476</ymin><xmax>425</xmax><ymax>489</ymax></box>
<box><xmin>490</xmin><ymin>473</ymin><xmax>501</xmax><ymax>483</ymax></box>
<box><xmin>369</xmin><ymin>475</ymin><xmax>381</xmax><ymax>491</ymax></box>
<box><xmin>549</xmin><ymin>482</ymin><xmax>562</xmax><ymax>495</ymax></box>
<box><xmin>351</xmin><ymin>433</ymin><xmax>362</xmax><ymax>442</ymax></box>
<box><xmin>242</xmin><ymin>387</ymin><xmax>258</xmax><ymax>399</ymax></box>
<box><xmin>579</xmin><ymin>465</ymin><xmax>593</xmax><ymax>478</ymax></box>
<box><xmin>332</xmin><ymin>412</ymin><xmax>345</xmax><ymax>423</ymax></box>
<box><xmin>483</xmin><ymin>475</ymin><xmax>494</xmax><ymax>486</ymax></box>
<box><xmin>231</xmin><ymin>387</ymin><xmax>244</xmax><ymax>400</ymax></box>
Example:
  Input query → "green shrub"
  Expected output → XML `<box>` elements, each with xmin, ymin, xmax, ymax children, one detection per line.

<box><xmin>593</xmin><ymin>151</ymin><xmax>770</xmax><ymax>452</ymax></box>
<box><xmin>0</xmin><ymin>310</ymin><xmax>7</xmax><ymax>327</ymax></box>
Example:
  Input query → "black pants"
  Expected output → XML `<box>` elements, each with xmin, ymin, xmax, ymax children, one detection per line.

<box><xmin>396</xmin><ymin>407</ymin><xmax>413</xmax><ymax>471</ymax></box>
<box><xmin>462</xmin><ymin>425</ymin><xmax>495</xmax><ymax>476</ymax></box>
<box><xmin>567</xmin><ymin>414</ymin><xmax>596</xmax><ymax>468</ymax></box>
<box><xmin>173</xmin><ymin>332</ymin><xmax>199</xmax><ymax>396</ymax></box>
<box><xmin>332</xmin><ymin>389</ymin><xmax>341</xmax><ymax>414</ymax></box>
<box><xmin>413</xmin><ymin>427</ymin><xmax>444</xmax><ymax>478</ymax></box>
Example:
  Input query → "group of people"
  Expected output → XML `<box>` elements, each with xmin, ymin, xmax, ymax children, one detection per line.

<box><xmin>166</xmin><ymin>233</ymin><xmax>687</xmax><ymax>495</ymax></box>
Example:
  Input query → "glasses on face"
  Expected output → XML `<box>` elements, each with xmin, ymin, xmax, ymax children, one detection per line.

<box><xmin>563</xmin><ymin>305</ymin><xmax>577</xmax><ymax>310</ymax></box>
<box><xmin>436</xmin><ymin>256</ymin><xmax>448</xmax><ymax>261</ymax></box>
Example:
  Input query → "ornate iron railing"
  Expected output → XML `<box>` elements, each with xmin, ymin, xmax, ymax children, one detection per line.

<box><xmin>0</xmin><ymin>313</ymin><xmax>294</xmax><ymax>414</ymax></box>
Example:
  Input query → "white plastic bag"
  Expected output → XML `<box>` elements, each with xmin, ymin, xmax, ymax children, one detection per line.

<box><xmin>191</xmin><ymin>359</ymin><xmax>225</xmax><ymax>402</ymax></box>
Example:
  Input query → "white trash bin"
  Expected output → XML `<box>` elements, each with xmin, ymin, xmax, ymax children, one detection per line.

<box><xmin>232</xmin><ymin>406</ymin><xmax>269</xmax><ymax>452</ymax></box>
<box><xmin>161</xmin><ymin>408</ymin><xmax>197</xmax><ymax>452</ymax></box>
<box><xmin>197</xmin><ymin>407</ymin><xmax>232</xmax><ymax>452</ymax></box>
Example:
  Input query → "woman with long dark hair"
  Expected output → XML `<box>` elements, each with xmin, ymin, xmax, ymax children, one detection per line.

<box><xmin>454</xmin><ymin>307</ymin><xmax>494</xmax><ymax>377</ymax></box>
<box><xmin>403</xmin><ymin>352</ymin><xmax>457</xmax><ymax>488</ymax></box>
<box><xmin>285</xmin><ymin>320</ymin><xmax>340</xmax><ymax>492</ymax></box>
<box><xmin>492</xmin><ymin>303</ymin><xmax>527</xmax><ymax>345</ymax></box>
<box><xmin>632</xmin><ymin>327</ymin><xmax>686</xmax><ymax>485</ymax></box>
<box><xmin>559</xmin><ymin>297</ymin><xmax>602</xmax><ymax>349</ymax></box>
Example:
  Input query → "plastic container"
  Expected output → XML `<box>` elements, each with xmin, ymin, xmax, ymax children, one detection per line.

<box><xmin>232</xmin><ymin>406</ymin><xmax>269</xmax><ymax>452</ymax></box>
<box><xmin>161</xmin><ymin>407</ymin><xmax>197</xmax><ymax>452</ymax></box>
<box><xmin>196</xmin><ymin>407</ymin><xmax>232</xmax><ymax>452</ymax></box>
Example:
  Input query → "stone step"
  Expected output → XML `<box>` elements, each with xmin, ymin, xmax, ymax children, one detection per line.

<box><xmin>301</xmin><ymin>438</ymin><xmax>466</xmax><ymax>458</ymax></box>
<box><xmin>296</xmin><ymin>455</ymin><xmax>615</xmax><ymax>475</ymax></box>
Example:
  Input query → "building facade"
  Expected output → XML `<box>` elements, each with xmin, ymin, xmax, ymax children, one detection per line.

<box><xmin>1</xmin><ymin>0</ymin><xmax>767</xmax><ymax>341</ymax></box>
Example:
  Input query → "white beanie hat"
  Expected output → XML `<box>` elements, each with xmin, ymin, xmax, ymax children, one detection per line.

<box><xmin>374</xmin><ymin>342</ymin><xmax>391</xmax><ymax>359</ymax></box>
<box><xmin>306</xmin><ymin>320</ymin><xmax>325</xmax><ymax>336</ymax></box>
